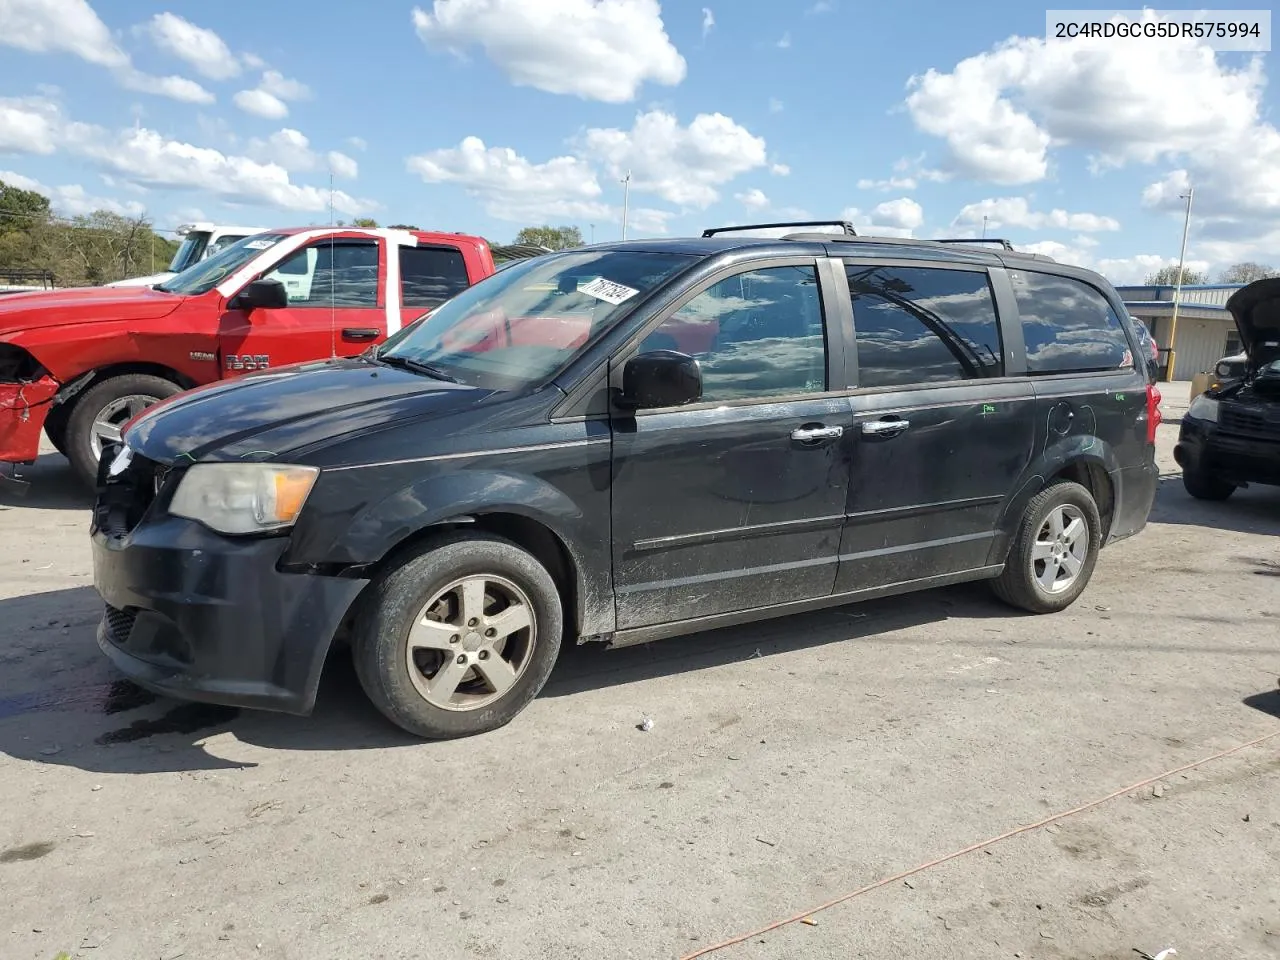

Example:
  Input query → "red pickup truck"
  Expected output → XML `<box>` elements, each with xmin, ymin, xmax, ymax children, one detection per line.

<box><xmin>0</xmin><ymin>226</ymin><xmax>495</xmax><ymax>488</ymax></box>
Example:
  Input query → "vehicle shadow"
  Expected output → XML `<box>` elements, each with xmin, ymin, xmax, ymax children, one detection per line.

<box><xmin>1243</xmin><ymin>687</ymin><xmax>1280</xmax><ymax>721</ymax></box>
<box><xmin>0</xmin><ymin>582</ymin><xmax>1012</xmax><ymax>774</ymax></box>
<box><xmin>1148</xmin><ymin>476</ymin><xmax>1280</xmax><ymax>538</ymax></box>
<box><xmin>0</xmin><ymin>451</ymin><xmax>92</xmax><ymax>512</ymax></box>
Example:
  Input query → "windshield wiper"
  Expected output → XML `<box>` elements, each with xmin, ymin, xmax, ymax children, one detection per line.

<box><xmin>375</xmin><ymin>353</ymin><xmax>460</xmax><ymax>383</ymax></box>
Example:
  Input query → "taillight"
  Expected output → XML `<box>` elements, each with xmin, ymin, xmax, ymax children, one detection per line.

<box><xmin>1146</xmin><ymin>384</ymin><xmax>1162</xmax><ymax>444</ymax></box>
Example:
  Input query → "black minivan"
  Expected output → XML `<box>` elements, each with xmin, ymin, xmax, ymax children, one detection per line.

<box><xmin>91</xmin><ymin>226</ymin><xmax>1162</xmax><ymax>739</ymax></box>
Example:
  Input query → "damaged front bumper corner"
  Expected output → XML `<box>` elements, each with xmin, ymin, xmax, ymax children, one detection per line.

<box><xmin>1</xmin><ymin>376</ymin><xmax>59</xmax><ymax>480</ymax></box>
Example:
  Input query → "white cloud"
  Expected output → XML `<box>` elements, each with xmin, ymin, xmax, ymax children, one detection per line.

<box><xmin>768</xmin><ymin>97</ymin><xmax>783</xmax><ymax>113</ymax></box>
<box><xmin>412</xmin><ymin>0</ymin><xmax>686</xmax><ymax>103</ymax></box>
<box><xmin>840</xmin><ymin>202</ymin><xmax>922</xmax><ymax>238</ymax></box>
<box><xmin>0</xmin><ymin>96</ymin><xmax>61</xmax><ymax>154</ymax></box>
<box><xmin>581</xmin><ymin>109</ymin><xmax>767</xmax><ymax>207</ymax></box>
<box><xmin>142</xmin><ymin>12</ymin><xmax>240</xmax><ymax>80</ymax></box>
<box><xmin>807</xmin><ymin>0</ymin><xmax>834</xmax><ymax>12</ymax></box>
<box><xmin>0</xmin><ymin>99</ymin><xmax>374</xmax><ymax>216</ymax></box>
<box><xmin>0</xmin><ymin>169</ymin><xmax>145</xmax><ymax>218</ymax></box>
<box><xmin>953</xmin><ymin>197</ymin><xmax>1120</xmax><ymax>232</ymax></box>
<box><xmin>701</xmin><ymin>7</ymin><xmax>714</xmax><ymax>39</ymax></box>
<box><xmin>407</xmin><ymin>135</ymin><xmax>608</xmax><ymax>222</ymax></box>
<box><xmin>770</xmin><ymin>162</ymin><xmax>790</xmax><ymax>176</ymax></box>
<box><xmin>858</xmin><ymin>175</ymin><xmax>918</xmax><ymax>191</ymax></box>
<box><xmin>247</xmin><ymin>128</ymin><xmax>317</xmax><ymax>172</ymax></box>
<box><xmin>328</xmin><ymin>151</ymin><xmax>358</xmax><ymax>179</ymax></box>
<box><xmin>258</xmin><ymin>70</ymin><xmax>310</xmax><ymax>101</ymax></box>
<box><xmin>736</xmin><ymin>188</ymin><xmax>769</xmax><ymax>210</ymax></box>
<box><xmin>234</xmin><ymin>88</ymin><xmax>289</xmax><ymax>119</ymax></box>
<box><xmin>776</xmin><ymin>31</ymin><xmax>791</xmax><ymax>49</ymax></box>
<box><xmin>1015</xmin><ymin>240</ymin><xmax>1210</xmax><ymax>286</ymax></box>
<box><xmin>346</xmin><ymin>136</ymin><xmax>367</xmax><ymax>152</ymax></box>
<box><xmin>234</xmin><ymin>71</ymin><xmax>310</xmax><ymax>119</ymax></box>
<box><xmin>872</xmin><ymin>197</ymin><xmax>924</xmax><ymax>230</ymax></box>
<box><xmin>906</xmin><ymin>14</ymin><xmax>1265</xmax><ymax>184</ymax></box>
<box><xmin>0</xmin><ymin>0</ymin><xmax>128</xmax><ymax>67</ymax></box>
<box><xmin>118</xmin><ymin>69</ymin><xmax>214</xmax><ymax>104</ymax></box>
<box><xmin>628</xmin><ymin>207</ymin><xmax>673</xmax><ymax>235</ymax></box>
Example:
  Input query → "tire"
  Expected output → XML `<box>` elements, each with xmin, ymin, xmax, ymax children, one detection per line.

<box><xmin>64</xmin><ymin>374</ymin><xmax>182</xmax><ymax>488</ymax></box>
<box><xmin>991</xmin><ymin>480</ymin><xmax>1102</xmax><ymax>615</ymax></box>
<box><xmin>1182</xmin><ymin>466</ymin><xmax>1235</xmax><ymax>501</ymax></box>
<box><xmin>352</xmin><ymin>533</ymin><xmax>564</xmax><ymax>739</ymax></box>
<box><xmin>43</xmin><ymin>403</ymin><xmax>70</xmax><ymax>458</ymax></box>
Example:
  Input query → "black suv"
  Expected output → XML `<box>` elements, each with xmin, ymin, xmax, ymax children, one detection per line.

<box><xmin>91</xmin><ymin>223</ymin><xmax>1162</xmax><ymax>739</ymax></box>
<box><xmin>1176</xmin><ymin>277</ymin><xmax>1280</xmax><ymax>499</ymax></box>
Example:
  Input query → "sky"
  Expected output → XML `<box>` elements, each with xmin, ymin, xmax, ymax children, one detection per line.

<box><xmin>0</xmin><ymin>0</ymin><xmax>1276</xmax><ymax>283</ymax></box>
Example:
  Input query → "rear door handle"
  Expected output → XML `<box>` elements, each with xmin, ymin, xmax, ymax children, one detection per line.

<box><xmin>861</xmin><ymin>418</ymin><xmax>910</xmax><ymax>437</ymax></box>
<box><xmin>342</xmin><ymin>327</ymin><xmax>380</xmax><ymax>342</ymax></box>
<box><xmin>791</xmin><ymin>425</ymin><xmax>844</xmax><ymax>442</ymax></box>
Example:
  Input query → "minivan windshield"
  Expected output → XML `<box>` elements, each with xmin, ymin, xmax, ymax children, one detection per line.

<box><xmin>376</xmin><ymin>249</ymin><xmax>694</xmax><ymax>389</ymax></box>
<box><xmin>156</xmin><ymin>233</ymin><xmax>288</xmax><ymax>296</ymax></box>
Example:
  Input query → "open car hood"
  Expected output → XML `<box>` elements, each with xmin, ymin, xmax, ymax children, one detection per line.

<box><xmin>1225</xmin><ymin>278</ymin><xmax>1280</xmax><ymax>371</ymax></box>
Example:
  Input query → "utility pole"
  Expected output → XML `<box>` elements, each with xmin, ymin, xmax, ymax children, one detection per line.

<box><xmin>589</xmin><ymin>223</ymin><xmax>595</xmax><ymax>245</ymax></box>
<box><xmin>981</xmin><ymin>215</ymin><xmax>988</xmax><ymax>239</ymax></box>
<box><xmin>620</xmin><ymin>171</ymin><xmax>631</xmax><ymax>241</ymax></box>
<box><xmin>1168</xmin><ymin>186</ymin><xmax>1194</xmax><ymax>381</ymax></box>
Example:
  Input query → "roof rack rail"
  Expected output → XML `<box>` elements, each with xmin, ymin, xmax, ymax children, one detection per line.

<box><xmin>934</xmin><ymin>237</ymin><xmax>1016</xmax><ymax>251</ymax></box>
<box><xmin>702</xmin><ymin>220</ymin><xmax>858</xmax><ymax>237</ymax></box>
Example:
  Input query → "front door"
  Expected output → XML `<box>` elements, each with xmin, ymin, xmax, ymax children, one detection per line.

<box><xmin>610</xmin><ymin>261</ymin><xmax>853</xmax><ymax>630</ymax></box>
<box><xmin>217</xmin><ymin>236</ymin><xmax>386</xmax><ymax>375</ymax></box>
<box><xmin>834</xmin><ymin>261</ymin><xmax>1036</xmax><ymax>593</ymax></box>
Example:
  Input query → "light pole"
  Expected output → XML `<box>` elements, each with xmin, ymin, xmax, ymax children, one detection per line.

<box><xmin>620</xmin><ymin>171</ymin><xmax>631</xmax><ymax>241</ymax></box>
<box><xmin>1168</xmin><ymin>186</ymin><xmax>1194</xmax><ymax>380</ymax></box>
<box><xmin>589</xmin><ymin>223</ymin><xmax>595</xmax><ymax>245</ymax></box>
<box><xmin>981</xmin><ymin>215</ymin><xmax>988</xmax><ymax>239</ymax></box>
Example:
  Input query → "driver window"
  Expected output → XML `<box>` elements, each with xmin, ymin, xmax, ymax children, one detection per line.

<box><xmin>638</xmin><ymin>265</ymin><xmax>827</xmax><ymax>403</ymax></box>
<box><xmin>263</xmin><ymin>240</ymin><xmax>379</xmax><ymax>307</ymax></box>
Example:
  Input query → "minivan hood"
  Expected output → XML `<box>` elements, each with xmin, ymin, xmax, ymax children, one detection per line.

<box><xmin>125</xmin><ymin>357</ymin><xmax>492</xmax><ymax>464</ymax></box>
<box><xmin>0</xmin><ymin>285</ymin><xmax>183</xmax><ymax>333</ymax></box>
<box><xmin>1225</xmin><ymin>278</ymin><xmax>1280</xmax><ymax>370</ymax></box>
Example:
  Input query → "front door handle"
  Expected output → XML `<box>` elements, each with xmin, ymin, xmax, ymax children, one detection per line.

<box><xmin>861</xmin><ymin>418</ymin><xmax>910</xmax><ymax>437</ymax></box>
<box><xmin>342</xmin><ymin>327</ymin><xmax>380</xmax><ymax>342</ymax></box>
<box><xmin>791</xmin><ymin>425</ymin><xmax>844</xmax><ymax>443</ymax></box>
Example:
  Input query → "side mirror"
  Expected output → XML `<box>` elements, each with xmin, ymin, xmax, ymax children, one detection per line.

<box><xmin>236</xmin><ymin>278</ymin><xmax>289</xmax><ymax>310</ymax></box>
<box><xmin>617</xmin><ymin>350</ymin><xmax>702</xmax><ymax>410</ymax></box>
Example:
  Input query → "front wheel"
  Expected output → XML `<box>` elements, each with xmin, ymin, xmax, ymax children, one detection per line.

<box><xmin>991</xmin><ymin>480</ymin><xmax>1102</xmax><ymax>614</ymax></box>
<box><xmin>1182</xmin><ymin>466</ymin><xmax>1235</xmax><ymax>501</ymax></box>
<box><xmin>64</xmin><ymin>374</ymin><xmax>182</xmax><ymax>488</ymax></box>
<box><xmin>352</xmin><ymin>534</ymin><xmax>564</xmax><ymax>739</ymax></box>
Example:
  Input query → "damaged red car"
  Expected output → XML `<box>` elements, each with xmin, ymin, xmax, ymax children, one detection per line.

<box><xmin>0</xmin><ymin>226</ymin><xmax>495</xmax><ymax>490</ymax></box>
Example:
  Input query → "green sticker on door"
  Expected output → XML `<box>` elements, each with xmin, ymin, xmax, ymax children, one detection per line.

<box><xmin>980</xmin><ymin>403</ymin><xmax>997</xmax><ymax>416</ymax></box>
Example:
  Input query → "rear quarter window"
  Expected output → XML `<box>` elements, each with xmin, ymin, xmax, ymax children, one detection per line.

<box><xmin>1010</xmin><ymin>270</ymin><xmax>1132</xmax><ymax>375</ymax></box>
<box><xmin>401</xmin><ymin>246</ymin><xmax>472</xmax><ymax>308</ymax></box>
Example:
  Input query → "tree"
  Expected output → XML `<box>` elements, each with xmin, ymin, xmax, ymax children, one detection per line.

<box><xmin>1144</xmin><ymin>264</ymin><xmax>1208</xmax><ymax>285</ymax></box>
<box><xmin>386</xmin><ymin>223</ymin><xmax>419</xmax><ymax>230</ymax></box>
<box><xmin>0</xmin><ymin>180</ymin><xmax>52</xmax><ymax>233</ymax></box>
<box><xmin>514</xmin><ymin>225</ymin><xmax>583</xmax><ymax>250</ymax></box>
<box><xmin>1218</xmin><ymin>261</ymin><xmax>1278</xmax><ymax>284</ymax></box>
<box><xmin>350</xmin><ymin>217</ymin><xmax>379</xmax><ymax>228</ymax></box>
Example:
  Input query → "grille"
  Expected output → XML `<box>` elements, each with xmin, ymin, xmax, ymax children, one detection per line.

<box><xmin>103</xmin><ymin>604</ymin><xmax>137</xmax><ymax>644</ymax></box>
<box><xmin>1220</xmin><ymin>402</ymin><xmax>1280</xmax><ymax>439</ymax></box>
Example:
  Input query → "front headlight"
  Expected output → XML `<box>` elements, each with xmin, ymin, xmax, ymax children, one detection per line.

<box><xmin>169</xmin><ymin>463</ymin><xmax>320</xmax><ymax>535</ymax></box>
<box><xmin>1187</xmin><ymin>394</ymin><xmax>1220</xmax><ymax>423</ymax></box>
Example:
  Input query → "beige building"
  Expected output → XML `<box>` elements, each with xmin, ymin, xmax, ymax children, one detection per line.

<box><xmin>1117</xmin><ymin>284</ymin><xmax>1243</xmax><ymax>381</ymax></box>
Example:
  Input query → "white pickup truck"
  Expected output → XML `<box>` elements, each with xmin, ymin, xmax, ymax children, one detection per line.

<box><xmin>107</xmin><ymin>222</ymin><xmax>268</xmax><ymax>288</ymax></box>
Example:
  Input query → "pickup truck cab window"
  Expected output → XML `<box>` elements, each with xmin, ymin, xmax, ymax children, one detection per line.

<box><xmin>378</xmin><ymin>249</ymin><xmax>692</xmax><ymax>389</ymax></box>
<box><xmin>263</xmin><ymin>240</ymin><xmax>379</xmax><ymax>307</ymax></box>
<box><xmin>400</xmin><ymin>246</ymin><xmax>472</xmax><ymax>308</ymax></box>
<box><xmin>156</xmin><ymin>233</ymin><xmax>289</xmax><ymax>296</ymax></box>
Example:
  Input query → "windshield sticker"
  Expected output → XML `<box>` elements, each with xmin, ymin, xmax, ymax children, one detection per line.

<box><xmin>578</xmin><ymin>277</ymin><xmax>639</xmax><ymax>305</ymax></box>
<box><xmin>245</xmin><ymin>239</ymin><xmax>275</xmax><ymax>250</ymax></box>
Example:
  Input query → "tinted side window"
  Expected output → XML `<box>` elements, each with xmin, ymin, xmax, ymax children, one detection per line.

<box><xmin>844</xmin><ymin>264</ymin><xmax>1003</xmax><ymax>388</ymax></box>
<box><xmin>265</xmin><ymin>241</ymin><xmax>379</xmax><ymax>307</ymax></box>
<box><xmin>401</xmin><ymin>246</ymin><xmax>471</xmax><ymax>308</ymax></box>
<box><xmin>1010</xmin><ymin>270</ymin><xmax>1132</xmax><ymax>375</ymax></box>
<box><xmin>639</xmin><ymin>265</ymin><xmax>827</xmax><ymax>403</ymax></box>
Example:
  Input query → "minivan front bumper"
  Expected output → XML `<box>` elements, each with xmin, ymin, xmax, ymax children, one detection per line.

<box><xmin>92</xmin><ymin>516</ymin><xmax>368</xmax><ymax>714</ymax></box>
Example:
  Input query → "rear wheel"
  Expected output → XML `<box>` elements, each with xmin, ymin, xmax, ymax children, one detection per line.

<box><xmin>64</xmin><ymin>374</ymin><xmax>182</xmax><ymax>488</ymax></box>
<box><xmin>991</xmin><ymin>480</ymin><xmax>1101</xmax><ymax>614</ymax></box>
<box><xmin>352</xmin><ymin>533</ymin><xmax>563</xmax><ymax>739</ymax></box>
<box><xmin>1182</xmin><ymin>466</ymin><xmax>1235</xmax><ymax>501</ymax></box>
